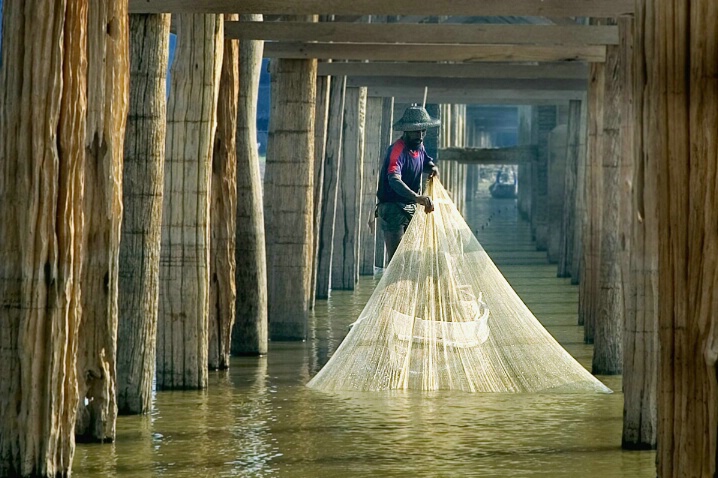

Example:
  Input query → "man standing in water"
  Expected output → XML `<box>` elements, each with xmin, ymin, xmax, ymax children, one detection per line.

<box><xmin>375</xmin><ymin>104</ymin><xmax>441</xmax><ymax>262</ymax></box>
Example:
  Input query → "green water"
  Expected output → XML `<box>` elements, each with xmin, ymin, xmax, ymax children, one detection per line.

<box><xmin>73</xmin><ymin>187</ymin><xmax>656</xmax><ymax>477</ymax></box>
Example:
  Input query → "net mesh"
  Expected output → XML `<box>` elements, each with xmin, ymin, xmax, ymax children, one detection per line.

<box><xmin>308</xmin><ymin>179</ymin><xmax>610</xmax><ymax>393</ymax></box>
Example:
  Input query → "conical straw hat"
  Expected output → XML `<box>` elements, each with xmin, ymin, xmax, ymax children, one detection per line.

<box><xmin>393</xmin><ymin>104</ymin><xmax>441</xmax><ymax>131</ymax></box>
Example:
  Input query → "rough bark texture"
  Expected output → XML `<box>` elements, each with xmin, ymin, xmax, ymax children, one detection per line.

<box><xmin>117</xmin><ymin>13</ymin><xmax>170</xmax><ymax>416</ymax></box>
<box><xmin>374</xmin><ymin>96</ymin><xmax>393</xmax><ymax>268</ymax></box>
<box><xmin>591</xmin><ymin>18</ymin><xmax>627</xmax><ymax>376</ymax></box>
<box><xmin>209</xmin><ymin>13</ymin><xmax>238</xmax><ymax>370</ymax></box>
<box><xmin>331</xmin><ymin>87</ymin><xmax>367</xmax><ymax>290</ymax></box>
<box><xmin>644</xmin><ymin>0</ymin><xmax>718</xmax><ymax>474</ymax></box>
<box><xmin>557</xmin><ymin>99</ymin><xmax>582</xmax><ymax>278</ymax></box>
<box><xmin>310</xmin><ymin>74</ymin><xmax>331</xmax><ymax>306</ymax></box>
<box><xmin>623</xmin><ymin>6</ymin><xmax>657</xmax><ymax>450</ymax></box>
<box><xmin>0</xmin><ymin>1</ymin><xmax>86</xmax><ymax>475</ymax></box>
<box><xmin>264</xmin><ymin>18</ymin><xmax>317</xmax><ymax>340</ymax></box>
<box><xmin>359</xmin><ymin>97</ymin><xmax>383</xmax><ymax>275</ymax></box>
<box><xmin>579</xmin><ymin>58</ymin><xmax>604</xmax><ymax>338</ymax></box>
<box><xmin>76</xmin><ymin>0</ymin><xmax>129</xmax><ymax>442</ymax></box>
<box><xmin>233</xmin><ymin>13</ymin><xmax>268</xmax><ymax>356</ymax></box>
<box><xmin>315</xmin><ymin>76</ymin><xmax>346</xmax><ymax>299</ymax></box>
<box><xmin>547</xmin><ymin>124</ymin><xmax>567</xmax><ymax>264</ymax></box>
<box><xmin>158</xmin><ymin>14</ymin><xmax>223</xmax><ymax>389</ymax></box>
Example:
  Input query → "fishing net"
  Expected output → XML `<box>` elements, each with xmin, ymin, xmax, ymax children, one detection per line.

<box><xmin>307</xmin><ymin>179</ymin><xmax>610</xmax><ymax>393</ymax></box>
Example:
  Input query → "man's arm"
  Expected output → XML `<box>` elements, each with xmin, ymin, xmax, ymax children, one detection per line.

<box><xmin>388</xmin><ymin>174</ymin><xmax>434</xmax><ymax>212</ymax></box>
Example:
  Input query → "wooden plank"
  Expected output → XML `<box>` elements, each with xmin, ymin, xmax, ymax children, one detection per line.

<box><xmin>318</xmin><ymin>61</ymin><xmax>588</xmax><ymax>79</ymax></box>
<box><xmin>366</xmin><ymin>86</ymin><xmax>582</xmax><ymax>104</ymax></box>
<box><xmin>347</xmin><ymin>76</ymin><xmax>587</xmax><ymax>91</ymax></box>
<box><xmin>439</xmin><ymin>146</ymin><xmax>538</xmax><ymax>164</ymax></box>
<box><xmin>225</xmin><ymin>21</ymin><xmax>619</xmax><ymax>45</ymax></box>
<box><xmin>129</xmin><ymin>0</ymin><xmax>635</xmax><ymax>17</ymax></box>
<box><xmin>263</xmin><ymin>42</ymin><xmax>606</xmax><ymax>62</ymax></box>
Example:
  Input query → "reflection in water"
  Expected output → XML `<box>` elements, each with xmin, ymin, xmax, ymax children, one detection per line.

<box><xmin>73</xmin><ymin>193</ymin><xmax>656</xmax><ymax>477</ymax></box>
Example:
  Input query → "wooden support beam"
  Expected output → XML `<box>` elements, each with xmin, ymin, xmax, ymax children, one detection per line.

<box><xmin>129</xmin><ymin>0</ymin><xmax>634</xmax><ymax>17</ymax></box>
<box><xmin>263</xmin><ymin>42</ymin><xmax>606</xmax><ymax>62</ymax></box>
<box><xmin>347</xmin><ymin>76</ymin><xmax>587</xmax><ymax>91</ymax></box>
<box><xmin>318</xmin><ymin>61</ymin><xmax>588</xmax><ymax>79</ymax></box>
<box><xmin>367</xmin><ymin>86</ymin><xmax>581</xmax><ymax>104</ymax></box>
<box><xmin>439</xmin><ymin>146</ymin><xmax>538</xmax><ymax>164</ymax></box>
<box><xmin>225</xmin><ymin>21</ymin><xmax>619</xmax><ymax>45</ymax></box>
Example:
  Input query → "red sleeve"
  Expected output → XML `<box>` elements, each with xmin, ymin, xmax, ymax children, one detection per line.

<box><xmin>387</xmin><ymin>140</ymin><xmax>404</xmax><ymax>176</ymax></box>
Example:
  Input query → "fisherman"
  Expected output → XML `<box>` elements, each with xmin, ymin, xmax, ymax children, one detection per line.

<box><xmin>375</xmin><ymin>104</ymin><xmax>441</xmax><ymax>262</ymax></box>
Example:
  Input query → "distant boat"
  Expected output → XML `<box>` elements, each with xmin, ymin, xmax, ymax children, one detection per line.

<box><xmin>489</xmin><ymin>169</ymin><xmax>518</xmax><ymax>199</ymax></box>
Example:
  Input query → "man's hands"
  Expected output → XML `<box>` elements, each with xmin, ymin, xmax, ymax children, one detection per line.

<box><xmin>417</xmin><ymin>195</ymin><xmax>434</xmax><ymax>213</ymax></box>
<box><xmin>429</xmin><ymin>166</ymin><xmax>439</xmax><ymax>179</ymax></box>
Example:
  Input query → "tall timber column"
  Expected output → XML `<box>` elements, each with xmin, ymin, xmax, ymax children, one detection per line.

<box><xmin>571</xmin><ymin>95</ymin><xmax>588</xmax><ymax>284</ymax></box>
<box><xmin>546</xmin><ymin>124</ymin><xmax>567</xmax><ymax>264</ymax></box>
<box><xmin>209</xmin><ymin>14</ymin><xmax>239</xmax><ymax>370</ymax></box>
<box><xmin>516</xmin><ymin>106</ymin><xmax>533</xmax><ymax>220</ymax></box>
<box><xmin>118</xmin><ymin>13</ymin><xmax>170</xmax><ymax>415</ymax></box>
<box><xmin>593</xmin><ymin>18</ymin><xmax>630</xmax><ymax>376</ymax></box>
<box><xmin>641</xmin><ymin>0</ymin><xmax>718</xmax><ymax>473</ymax></box>
<box><xmin>331</xmin><ymin>86</ymin><xmax>367</xmax><ymax>290</ymax></box>
<box><xmin>311</xmin><ymin>73</ymin><xmax>331</xmax><ymax>304</ymax></box>
<box><xmin>532</xmin><ymin>106</ymin><xmax>557</xmax><ymax>251</ymax></box>
<box><xmin>375</xmin><ymin>97</ymin><xmax>394</xmax><ymax>268</ymax></box>
<box><xmin>557</xmin><ymin>99</ymin><xmax>583</xmax><ymax>278</ymax></box>
<box><xmin>0</xmin><ymin>2</ymin><xmax>87</xmax><ymax>475</ymax></box>
<box><xmin>622</xmin><ymin>6</ymin><xmax>657</xmax><ymax>451</ymax></box>
<box><xmin>234</xmin><ymin>14</ymin><xmax>267</xmax><ymax>355</ymax></box>
<box><xmin>264</xmin><ymin>15</ymin><xmax>317</xmax><ymax>340</ymax></box>
<box><xmin>158</xmin><ymin>14</ymin><xmax>223</xmax><ymax>388</ymax></box>
<box><xmin>315</xmin><ymin>76</ymin><xmax>346</xmax><ymax>299</ymax></box>
<box><xmin>359</xmin><ymin>96</ymin><xmax>383</xmax><ymax>275</ymax></box>
<box><xmin>76</xmin><ymin>0</ymin><xmax>129</xmax><ymax>442</ymax></box>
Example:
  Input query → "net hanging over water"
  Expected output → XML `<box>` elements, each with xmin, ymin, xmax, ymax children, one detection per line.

<box><xmin>307</xmin><ymin>179</ymin><xmax>611</xmax><ymax>393</ymax></box>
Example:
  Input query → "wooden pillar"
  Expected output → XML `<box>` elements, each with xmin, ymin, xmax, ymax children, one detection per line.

<box><xmin>517</xmin><ymin>106</ymin><xmax>533</xmax><ymax>220</ymax></box>
<box><xmin>532</xmin><ymin>106</ymin><xmax>557</xmax><ymax>251</ymax></box>
<box><xmin>557</xmin><ymin>99</ymin><xmax>582</xmax><ymax>279</ymax></box>
<box><xmin>593</xmin><ymin>18</ymin><xmax>629</xmax><ymax>375</ymax></box>
<box><xmin>375</xmin><ymin>96</ymin><xmax>393</xmax><ymax>268</ymax></box>
<box><xmin>315</xmin><ymin>76</ymin><xmax>346</xmax><ymax>299</ymax></box>
<box><xmin>233</xmin><ymin>13</ymin><xmax>267</xmax><ymax>355</ymax></box>
<box><xmin>0</xmin><ymin>2</ymin><xmax>87</xmax><ymax>475</ymax></box>
<box><xmin>311</xmin><ymin>74</ymin><xmax>331</xmax><ymax>305</ymax></box>
<box><xmin>158</xmin><ymin>14</ymin><xmax>223</xmax><ymax>388</ymax></box>
<box><xmin>546</xmin><ymin>124</ymin><xmax>567</xmax><ymax>264</ymax></box>
<box><xmin>640</xmin><ymin>0</ymin><xmax>718</xmax><ymax>473</ymax></box>
<box><xmin>208</xmin><ymin>13</ymin><xmax>239</xmax><ymax>370</ymax></box>
<box><xmin>265</xmin><ymin>17</ymin><xmax>317</xmax><ymax>340</ymax></box>
<box><xmin>117</xmin><ymin>14</ymin><xmax>170</xmax><ymax>415</ymax></box>
<box><xmin>331</xmin><ymin>86</ymin><xmax>366</xmax><ymax>290</ymax></box>
<box><xmin>360</xmin><ymin>97</ymin><xmax>383</xmax><ymax>275</ymax></box>
<box><xmin>623</xmin><ymin>9</ymin><xmax>657</xmax><ymax>450</ymax></box>
<box><xmin>571</xmin><ymin>95</ymin><xmax>589</xmax><ymax>285</ymax></box>
<box><xmin>579</xmin><ymin>54</ymin><xmax>605</xmax><ymax>338</ymax></box>
<box><xmin>76</xmin><ymin>0</ymin><xmax>129</xmax><ymax>443</ymax></box>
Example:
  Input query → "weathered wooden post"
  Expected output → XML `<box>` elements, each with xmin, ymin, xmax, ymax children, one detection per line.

<box><xmin>1</xmin><ymin>1</ymin><xmax>85</xmax><ymax>474</ymax></box>
<box><xmin>359</xmin><ymin>97</ymin><xmax>384</xmax><ymax>275</ymax></box>
<box><xmin>571</xmin><ymin>95</ymin><xmax>588</xmax><ymax>285</ymax></box>
<box><xmin>331</xmin><ymin>86</ymin><xmax>366</xmax><ymax>290</ymax></box>
<box><xmin>643</xmin><ymin>0</ymin><xmax>718</xmax><ymax>473</ymax></box>
<box><xmin>118</xmin><ymin>13</ymin><xmax>170</xmax><ymax>415</ymax></box>
<box><xmin>315</xmin><ymin>76</ymin><xmax>346</xmax><ymax>299</ymax></box>
<box><xmin>375</xmin><ymin>96</ymin><xmax>394</xmax><ymax>268</ymax></box>
<box><xmin>311</xmin><ymin>73</ymin><xmax>331</xmax><ymax>304</ymax></box>
<box><xmin>234</xmin><ymin>14</ymin><xmax>268</xmax><ymax>355</ymax></box>
<box><xmin>517</xmin><ymin>106</ymin><xmax>533</xmax><ymax>220</ymax></box>
<box><xmin>593</xmin><ymin>18</ymin><xmax>629</xmax><ymax>375</ymax></box>
<box><xmin>622</xmin><ymin>6</ymin><xmax>657</xmax><ymax>451</ymax></box>
<box><xmin>158</xmin><ymin>14</ymin><xmax>223</xmax><ymax>388</ymax></box>
<box><xmin>532</xmin><ymin>106</ymin><xmax>557</xmax><ymax>251</ymax></box>
<box><xmin>209</xmin><ymin>14</ymin><xmax>239</xmax><ymax>370</ymax></box>
<box><xmin>546</xmin><ymin>124</ymin><xmax>567</xmax><ymax>263</ymax></box>
<box><xmin>76</xmin><ymin>0</ymin><xmax>129</xmax><ymax>443</ymax></box>
<box><xmin>264</xmin><ymin>15</ymin><xmax>318</xmax><ymax>339</ymax></box>
<box><xmin>557</xmin><ymin>99</ymin><xmax>583</xmax><ymax>278</ymax></box>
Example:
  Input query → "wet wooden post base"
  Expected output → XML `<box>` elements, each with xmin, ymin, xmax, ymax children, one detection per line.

<box><xmin>118</xmin><ymin>13</ymin><xmax>170</xmax><ymax>416</ymax></box>
<box><xmin>315</xmin><ymin>76</ymin><xmax>346</xmax><ymax>300</ymax></box>
<box><xmin>265</xmin><ymin>17</ymin><xmax>317</xmax><ymax>340</ymax></box>
<box><xmin>234</xmin><ymin>13</ymin><xmax>268</xmax><ymax>355</ymax></box>
<box><xmin>209</xmin><ymin>13</ymin><xmax>239</xmax><ymax>370</ymax></box>
<box><xmin>158</xmin><ymin>14</ymin><xmax>223</xmax><ymax>389</ymax></box>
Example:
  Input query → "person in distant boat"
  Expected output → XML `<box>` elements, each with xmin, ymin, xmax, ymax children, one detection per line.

<box><xmin>374</xmin><ymin>104</ymin><xmax>440</xmax><ymax>262</ymax></box>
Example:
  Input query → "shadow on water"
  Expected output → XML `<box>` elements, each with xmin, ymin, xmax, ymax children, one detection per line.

<box><xmin>73</xmin><ymin>185</ymin><xmax>655</xmax><ymax>477</ymax></box>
